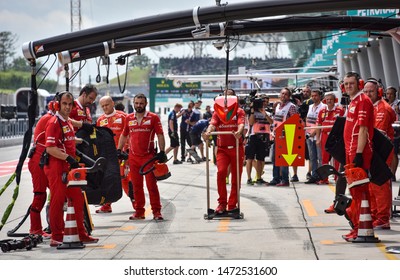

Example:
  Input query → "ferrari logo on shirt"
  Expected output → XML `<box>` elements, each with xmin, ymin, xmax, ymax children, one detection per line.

<box><xmin>142</xmin><ymin>119</ymin><xmax>151</xmax><ymax>125</ymax></box>
<box><xmin>77</xmin><ymin>109</ymin><xmax>85</xmax><ymax>116</ymax></box>
<box><xmin>62</xmin><ymin>125</ymin><xmax>71</xmax><ymax>134</ymax></box>
<box><xmin>114</xmin><ymin>118</ymin><xmax>122</xmax><ymax>124</ymax></box>
<box><xmin>129</xmin><ymin>120</ymin><xmax>138</xmax><ymax>126</ymax></box>
<box><xmin>99</xmin><ymin>119</ymin><xmax>108</xmax><ymax>126</ymax></box>
<box><xmin>349</xmin><ymin>105</ymin><xmax>355</xmax><ymax>114</ymax></box>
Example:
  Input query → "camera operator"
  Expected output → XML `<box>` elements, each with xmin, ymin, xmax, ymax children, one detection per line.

<box><xmin>245</xmin><ymin>96</ymin><xmax>273</xmax><ymax>185</ymax></box>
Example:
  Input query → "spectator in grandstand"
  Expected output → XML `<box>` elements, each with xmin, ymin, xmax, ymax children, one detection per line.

<box><xmin>203</xmin><ymin>88</ymin><xmax>245</xmax><ymax>213</ymax></box>
<box><xmin>117</xmin><ymin>93</ymin><xmax>166</xmax><ymax>221</ymax></box>
<box><xmin>385</xmin><ymin>86</ymin><xmax>400</xmax><ymax>181</ymax></box>
<box><xmin>95</xmin><ymin>96</ymin><xmax>134</xmax><ymax>214</ymax></box>
<box><xmin>166</xmin><ymin>103</ymin><xmax>183</xmax><ymax>164</ymax></box>
<box><xmin>341</xmin><ymin>72</ymin><xmax>374</xmax><ymax>242</ymax></box>
<box><xmin>180</xmin><ymin>101</ymin><xmax>194</xmax><ymax>162</ymax></box>
<box><xmin>268</xmin><ymin>87</ymin><xmax>298</xmax><ymax>186</ymax></box>
<box><xmin>304</xmin><ymin>89</ymin><xmax>326</xmax><ymax>184</ymax></box>
<box><xmin>364</xmin><ymin>78</ymin><xmax>395</xmax><ymax>230</ymax></box>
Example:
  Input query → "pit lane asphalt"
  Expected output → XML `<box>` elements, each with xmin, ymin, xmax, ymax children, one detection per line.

<box><xmin>0</xmin><ymin>112</ymin><xmax>399</xmax><ymax>260</ymax></box>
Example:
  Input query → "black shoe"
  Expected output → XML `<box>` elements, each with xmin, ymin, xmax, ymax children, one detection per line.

<box><xmin>305</xmin><ymin>177</ymin><xmax>318</xmax><ymax>184</ymax></box>
<box><xmin>290</xmin><ymin>174</ymin><xmax>299</xmax><ymax>182</ymax></box>
<box><xmin>267</xmin><ymin>180</ymin><xmax>278</xmax><ymax>186</ymax></box>
<box><xmin>187</xmin><ymin>158</ymin><xmax>193</xmax><ymax>163</ymax></box>
<box><xmin>173</xmin><ymin>160</ymin><xmax>182</xmax><ymax>164</ymax></box>
<box><xmin>256</xmin><ymin>178</ymin><xmax>268</xmax><ymax>185</ymax></box>
<box><xmin>306</xmin><ymin>172</ymin><xmax>312</xmax><ymax>180</ymax></box>
<box><xmin>247</xmin><ymin>179</ymin><xmax>254</xmax><ymax>185</ymax></box>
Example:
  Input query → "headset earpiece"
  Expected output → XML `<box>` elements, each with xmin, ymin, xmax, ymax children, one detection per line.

<box><xmin>340</xmin><ymin>81</ymin><xmax>345</xmax><ymax>93</ymax></box>
<box><xmin>53</xmin><ymin>91</ymin><xmax>73</xmax><ymax>111</ymax></box>
<box><xmin>366</xmin><ymin>78</ymin><xmax>384</xmax><ymax>98</ymax></box>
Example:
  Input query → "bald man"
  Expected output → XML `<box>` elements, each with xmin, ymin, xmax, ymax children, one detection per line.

<box><xmin>96</xmin><ymin>96</ymin><xmax>134</xmax><ymax>213</ymax></box>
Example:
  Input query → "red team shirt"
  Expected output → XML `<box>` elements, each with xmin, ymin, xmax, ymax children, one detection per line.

<box><xmin>69</xmin><ymin>99</ymin><xmax>92</xmax><ymax>131</ymax></box>
<box><xmin>343</xmin><ymin>92</ymin><xmax>374</xmax><ymax>168</ymax></box>
<box><xmin>210</xmin><ymin>107</ymin><xmax>246</xmax><ymax>147</ymax></box>
<box><xmin>97</xmin><ymin>110</ymin><xmax>127</xmax><ymax>147</ymax></box>
<box><xmin>317</xmin><ymin>105</ymin><xmax>345</xmax><ymax>135</ymax></box>
<box><xmin>45</xmin><ymin>113</ymin><xmax>76</xmax><ymax>158</ymax></box>
<box><xmin>373</xmin><ymin>99</ymin><xmax>396</xmax><ymax>141</ymax></box>
<box><xmin>33</xmin><ymin>112</ymin><xmax>54</xmax><ymax>155</ymax></box>
<box><xmin>122</xmin><ymin>111</ymin><xmax>164</xmax><ymax>156</ymax></box>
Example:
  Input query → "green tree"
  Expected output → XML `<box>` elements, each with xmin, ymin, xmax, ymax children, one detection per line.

<box><xmin>0</xmin><ymin>31</ymin><xmax>18</xmax><ymax>71</ymax></box>
<box><xmin>130</xmin><ymin>54</ymin><xmax>151</xmax><ymax>69</ymax></box>
<box><xmin>11</xmin><ymin>57</ymin><xmax>30</xmax><ymax>72</ymax></box>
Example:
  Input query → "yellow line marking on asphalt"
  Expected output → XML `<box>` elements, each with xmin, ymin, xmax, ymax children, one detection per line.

<box><xmin>218</xmin><ymin>219</ymin><xmax>231</xmax><ymax>232</ymax></box>
<box><xmin>303</xmin><ymin>199</ymin><xmax>318</xmax><ymax>216</ymax></box>
<box><xmin>376</xmin><ymin>243</ymin><xmax>400</xmax><ymax>260</ymax></box>
<box><xmin>118</xmin><ymin>226</ymin><xmax>136</xmax><ymax>231</ymax></box>
<box><xmin>88</xmin><ymin>244</ymin><xmax>117</xmax><ymax>249</ymax></box>
<box><xmin>312</xmin><ymin>223</ymin><xmax>339</xmax><ymax>227</ymax></box>
<box><xmin>320</xmin><ymin>240</ymin><xmax>334</xmax><ymax>245</ymax></box>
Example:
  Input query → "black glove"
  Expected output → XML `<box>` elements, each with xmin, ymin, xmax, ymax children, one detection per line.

<box><xmin>117</xmin><ymin>149</ymin><xmax>129</xmax><ymax>160</ymax></box>
<box><xmin>81</xmin><ymin>122</ymin><xmax>94</xmax><ymax>133</ymax></box>
<box><xmin>66</xmin><ymin>155</ymin><xmax>80</xmax><ymax>169</ymax></box>
<box><xmin>353</xmin><ymin>153</ymin><xmax>363</xmax><ymax>168</ymax></box>
<box><xmin>155</xmin><ymin>151</ymin><xmax>167</xmax><ymax>163</ymax></box>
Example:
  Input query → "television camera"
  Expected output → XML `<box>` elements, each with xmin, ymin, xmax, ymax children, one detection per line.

<box><xmin>238</xmin><ymin>90</ymin><xmax>265</xmax><ymax>115</ymax></box>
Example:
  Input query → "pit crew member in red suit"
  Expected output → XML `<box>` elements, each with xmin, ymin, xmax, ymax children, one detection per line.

<box><xmin>117</xmin><ymin>93</ymin><xmax>167</xmax><ymax>220</ymax></box>
<box><xmin>69</xmin><ymin>84</ymin><xmax>98</xmax><ymax>131</ymax></box>
<box><xmin>342</xmin><ymin>72</ymin><xmax>374</xmax><ymax>242</ymax></box>
<box><xmin>27</xmin><ymin>102</ymin><xmax>55</xmax><ymax>238</ymax></box>
<box><xmin>364</xmin><ymin>78</ymin><xmax>395</xmax><ymax>230</ymax></box>
<box><xmin>44</xmin><ymin>91</ymin><xmax>98</xmax><ymax>246</ymax></box>
<box><xmin>203</xmin><ymin>89</ymin><xmax>245</xmax><ymax>213</ymax></box>
<box><xmin>96</xmin><ymin>96</ymin><xmax>134</xmax><ymax>213</ymax></box>
<box><xmin>315</xmin><ymin>92</ymin><xmax>345</xmax><ymax>213</ymax></box>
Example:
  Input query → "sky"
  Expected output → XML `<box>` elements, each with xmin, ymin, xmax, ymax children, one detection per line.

<box><xmin>0</xmin><ymin>0</ymin><xmax>289</xmax><ymax>86</ymax></box>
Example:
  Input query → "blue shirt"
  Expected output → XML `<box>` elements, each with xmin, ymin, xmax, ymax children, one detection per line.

<box><xmin>168</xmin><ymin>110</ymin><xmax>178</xmax><ymax>133</ymax></box>
<box><xmin>191</xmin><ymin>119</ymin><xmax>209</xmax><ymax>135</ymax></box>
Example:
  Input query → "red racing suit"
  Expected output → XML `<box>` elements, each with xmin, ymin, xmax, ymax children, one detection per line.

<box><xmin>210</xmin><ymin>107</ymin><xmax>245</xmax><ymax>210</ymax></box>
<box><xmin>316</xmin><ymin>105</ymin><xmax>345</xmax><ymax>169</ymax></box>
<box><xmin>122</xmin><ymin>111</ymin><xmax>164</xmax><ymax>216</ymax></box>
<box><xmin>28</xmin><ymin>112</ymin><xmax>53</xmax><ymax>233</ymax></box>
<box><xmin>69</xmin><ymin>99</ymin><xmax>92</xmax><ymax>131</ymax></box>
<box><xmin>97</xmin><ymin>109</ymin><xmax>132</xmax><ymax>200</ymax></box>
<box><xmin>343</xmin><ymin>92</ymin><xmax>374</xmax><ymax>233</ymax></box>
<box><xmin>44</xmin><ymin>113</ymin><xmax>88</xmax><ymax>242</ymax></box>
<box><xmin>368</xmin><ymin>99</ymin><xmax>395</xmax><ymax>226</ymax></box>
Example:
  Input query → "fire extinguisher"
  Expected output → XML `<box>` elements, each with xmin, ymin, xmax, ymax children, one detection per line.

<box><xmin>139</xmin><ymin>156</ymin><xmax>171</xmax><ymax>180</ymax></box>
